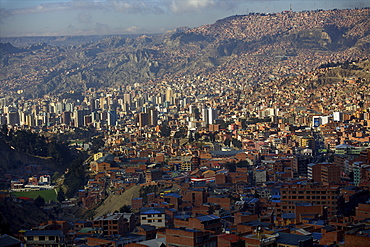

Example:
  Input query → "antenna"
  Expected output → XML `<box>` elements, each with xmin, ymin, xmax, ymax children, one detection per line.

<box><xmin>290</xmin><ymin>4</ymin><xmax>292</xmax><ymax>11</ymax></box>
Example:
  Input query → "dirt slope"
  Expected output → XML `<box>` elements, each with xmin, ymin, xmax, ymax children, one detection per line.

<box><xmin>94</xmin><ymin>185</ymin><xmax>141</xmax><ymax>218</ymax></box>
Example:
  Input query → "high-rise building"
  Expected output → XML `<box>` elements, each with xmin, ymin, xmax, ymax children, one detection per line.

<box><xmin>166</xmin><ymin>87</ymin><xmax>173</xmax><ymax>104</ymax></box>
<box><xmin>208</xmin><ymin>107</ymin><xmax>218</xmax><ymax>125</ymax></box>
<box><xmin>108</xmin><ymin>110</ymin><xmax>117</xmax><ymax>126</ymax></box>
<box><xmin>0</xmin><ymin>98</ymin><xmax>6</xmax><ymax>109</ymax></box>
<box><xmin>333</xmin><ymin>112</ymin><xmax>343</xmax><ymax>122</ymax></box>
<box><xmin>74</xmin><ymin>110</ymin><xmax>85</xmax><ymax>127</ymax></box>
<box><xmin>42</xmin><ymin>101</ymin><xmax>49</xmax><ymax>113</ymax></box>
<box><xmin>7</xmin><ymin>111</ymin><xmax>19</xmax><ymax>126</ymax></box>
<box><xmin>201</xmin><ymin>106</ymin><xmax>209</xmax><ymax>127</ymax></box>
<box><xmin>124</xmin><ymin>93</ymin><xmax>132</xmax><ymax>106</ymax></box>
<box><xmin>89</xmin><ymin>98</ymin><xmax>96</xmax><ymax>112</ymax></box>
<box><xmin>62</xmin><ymin>111</ymin><xmax>72</xmax><ymax>125</ymax></box>
<box><xmin>149</xmin><ymin>108</ymin><xmax>158</xmax><ymax>126</ymax></box>
<box><xmin>55</xmin><ymin>102</ymin><xmax>64</xmax><ymax>114</ymax></box>
<box><xmin>138</xmin><ymin>112</ymin><xmax>149</xmax><ymax>127</ymax></box>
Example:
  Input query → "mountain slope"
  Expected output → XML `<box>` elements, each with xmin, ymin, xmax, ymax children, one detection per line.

<box><xmin>0</xmin><ymin>8</ymin><xmax>369</xmax><ymax>99</ymax></box>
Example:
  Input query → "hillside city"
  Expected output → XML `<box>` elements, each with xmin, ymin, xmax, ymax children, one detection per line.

<box><xmin>0</xmin><ymin>7</ymin><xmax>370</xmax><ymax>247</ymax></box>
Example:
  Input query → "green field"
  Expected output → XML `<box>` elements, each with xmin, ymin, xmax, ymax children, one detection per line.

<box><xmin>12</xmin><ymin>189</ymin><xmax>57</xmax><ymax>202</ymax></box>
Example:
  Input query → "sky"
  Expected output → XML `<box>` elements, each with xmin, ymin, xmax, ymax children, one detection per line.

<box><xmin>0</xmin><ymin>0</ymin><xmax>369</xmax><ymax>37</ymax></box>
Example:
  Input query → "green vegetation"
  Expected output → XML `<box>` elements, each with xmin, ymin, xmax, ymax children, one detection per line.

<box><xmin>8</xmin><ymin>129</ymin><xmax>75</xmax><ymax>171</ymax></box>
<box><xmin>12</xmin><ymin>189</ymin><xmax>57</xmax><ymax>202</ymax></box>
<box><xmin>139</xmin><ymin>185</ymin><xmax>159</xmax><ymax>204</ymax></box>
<box><xmin>159</xmin><ymin>123</ymin><xmax>171</xmax><ymax>137</ymax></box>
<box><xmin>63</xmin><ymin>158</ymin><xmax>88</xmax><ymax>198</ymax></box>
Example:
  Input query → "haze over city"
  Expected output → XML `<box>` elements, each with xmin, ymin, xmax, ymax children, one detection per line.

<box><xmin>0</xmin><ymin>0</ymin><xmax>368</xmax><ymax>37</ymax></box>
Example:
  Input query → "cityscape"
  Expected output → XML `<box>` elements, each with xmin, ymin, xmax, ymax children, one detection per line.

<box><xmin>0</xmin><ymin>6</ymin><xmax>370</xmax><ymax>247</ymax></box>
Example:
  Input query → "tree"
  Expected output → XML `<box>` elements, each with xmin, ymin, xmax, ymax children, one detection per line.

<box><xmin>225</xmin><ymin>162</ymin><xmax>236</xmax><ymax>172</ymax></box>
<box><xmin>232</xmin><ymin>138</ymin><xmax>242</xmax><ymax>149</ymax></box>
<box><xmin>120</xmin><ymin>205</ymin><xmax>132</xmax><ymax>213</ymax></box>
<box><xmin>91</xmin><ymin>135</ymin><xmax>104</xmax><ymax>153</ymax></box>
<box><xmin>64</xmin><ymin>159</ymin><xmax>87</xmax><ymax>198</ymax></box>
<box><xmin>52</xmin><ymin>171</ymin><xmax>61</xmax><ymax>182</ymax></box>
<box><xmin>57</xmin><ymin>189</ymin><xmax>65</xmax><ymax>202</ymax></box>
<box><xmin>0</xmin><ymin>124</ymin><xmax>8</xmax><ymax>136</ymax></box>
<box><xmin>34</xmin><ymin>195</ymin><xmax>45</xmax><ymax>207</ymax></box>
<box><xmin>224</xmin><ymin>138</ymin><xmax>231</xmax><ymax>147</ymax></box>
<box><xmin>194</xmin><ymin>132</ymin><xmax>201</xmax><ymax>141</ymax></box>
<box><xmin>159</xmin><ymin>123</ymin><xmax>171</xmax><ymax>137</ymax></box>
<box><xmin>209</xmin><ymin>132</ymin><xmax>216</xmax><ymax>142</ymax></box>
<box><xmin>188</xmin><ymin>134</ymin><xmax>194</xmax><ymax>143</ymax></box>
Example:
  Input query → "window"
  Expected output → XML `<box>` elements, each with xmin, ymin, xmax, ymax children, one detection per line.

<box><xmin>158</xmin><ymin>219</ymin><xmax>162</xmax><ymax>222</ymax></box>
<box><xmin>148</xmin><ymin>220</ymin><xmax>152</xmax><ymax>223</ymax></box>
<box><xmin>39</xmin><ymin>236</ymin><xmax>45</xmax><ymax>241</ymax></box>
<box><xmin>142</xmin><ymin>217</ymin><xmax>146</xmax><ymax>220</ymax></box>
<box><xmin>49</xmin><ymin>236</ymin><xmax>55</xmax><ymax>241</ymax></box>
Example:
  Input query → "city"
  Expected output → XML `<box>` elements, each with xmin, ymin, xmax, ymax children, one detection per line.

<box><xmin>0</xmin><ymin>7</ymin><xmax>370</xmax><ymax>247</ymax></box>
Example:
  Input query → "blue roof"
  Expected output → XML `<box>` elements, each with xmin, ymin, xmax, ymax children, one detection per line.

<box><xmin>171</xmin><ymin>228</ymin><xmax>201</xmax><ymax>232</ymax></box>
<box><xmin>309</xmin><ymin>220</ymin><xmax>325</xmax><ymax>226</ymax></box>
<box><xmin>0</xmin><ymin>234</ymin><xmax>21</xmax><ymax>246</ymax></box>
<box><xmin>211</xmin><ymin>150</ymin><xmax>244</xmax><ymax>156</ymax></box>
<box><xmin>282</xmin><ymin>213</ymin><xmax>296</xmax><ymax>219</ymax></box>
<box><xmin>243</xmin><ymin>198</ymin><xmax>259</xmax><ymax>204</ymax></box>
<box><xmin>276</xmin><ymin>232</ymin><xmax>312</xmax><ymax>245</ymax></box>
<box><xmin>174</xmin><ymin>214</ymin><xmax>191</xmax><ymax>220</ymax></box>
<box><xmin>140</xmin><ymin>207</ymin><xmax>165</xmax><ymax>214</ymax></box>
<box><xmin>196</xmin><ymin>214</ymin><xmax>220</xmax><ymax>222</ymax></box>
<box><xmin>242</xmin><ymin>220</ymin><xmax>270</xmax><ymax>227</ymax></box>
<box><xmin>24</xmin><ymin>230</ymin><xmax>63</xmax><ymax>236</ymax></box>
<box><xmin>164</xmin><ymin>193</ymin><xmax>181</xmax><ymax>198</ymax></box>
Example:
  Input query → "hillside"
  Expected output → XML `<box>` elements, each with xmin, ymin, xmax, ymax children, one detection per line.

<box><xmin>0</xmin><ymin>139</ymin><xmax>55</xmax><ymax>172</ymax></box>
<box><xmin>93</xmin><ymin>185</ymin><xmax>141</xmax><ymax>218</ymax></box>
<box><xmin>0</xmin><ymin>8</ymin><xmax>369</xmax><ymax>99</ymax></box>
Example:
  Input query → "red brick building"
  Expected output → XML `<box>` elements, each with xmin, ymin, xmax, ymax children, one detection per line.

<box><xmin>280</xmin><ymin>183</ymin><xmax>341</xmax><ymax>218</ymax></box>
<box><xmin>166</xmin><ymin>228</ymin><xmax>217</xmax><ymax>247</ymax></box>
<box><xmin>174</xmin><ymin>214</ymin><xmax>222</xmax><ymax>234</ymax></box>
<box><xmin>182</xmin><ymin>189</ymin><xmax>208</xmax><ymax>207</ymax></box>
<box><xmin>93</xmin><ymin>213</ymin><xmax>129</xmax><ymax>236</ymax></box>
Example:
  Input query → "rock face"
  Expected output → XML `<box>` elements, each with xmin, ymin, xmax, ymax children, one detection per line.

<box><xmin>0</xmin><ymin>8</ymin><xmax>369</xmax><ymax>98</ymax></box>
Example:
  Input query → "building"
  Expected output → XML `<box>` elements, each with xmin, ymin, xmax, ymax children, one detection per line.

<box><xmin>280</xmin><ymin>183</ymin><xmax>341</xmax><ymax>218</ymax></box>
<box><xmin>166</xmin><ymin>228</ymin><xmax>217</xmax><ymax>247</ymax></box>
<box><xmin>93</xmin><ymin>213</ymin><xmax>129</xmax><ymax>236</ymax></box>
<box><xmin>22</xmin><ymin>230</ymin><xmax>66</xmax><ymax>247</ymax></box>
<box><xmin>145</xmin><ymin>169</ymin><xmax>162</xmax><ymax>184</ymax></box>
<box><xmin>174</xmin><ymin>214</ymin><xmax>222</xmax><ymax>234</ymax></box>
<box><xmin>0</xmin><ymin>234</ymin><xmax>22</xmax><ymax>247</ymax></box>
<box><xmin>140</xmin><ymin>207</ymin><xmax>166</xmax><ymax>228</ymax></box>
<box><xmin>308</xmin><ymin>163</ymin><xmax>341</xmax><ymax>183</ymax></box>
<box><xmin>138</xmin><ymin>113</ymin><xmax>149</xmax><ymax>127</ymax></box>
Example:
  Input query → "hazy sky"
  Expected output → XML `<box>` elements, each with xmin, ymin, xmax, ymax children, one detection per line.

<box><xmin>0</xmin><ymin>0</ymin><xmax>368</xmax><ymax>37</ymax></box>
